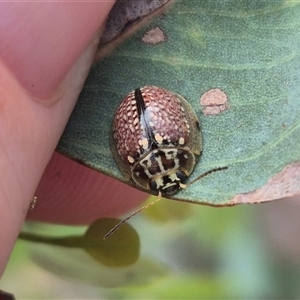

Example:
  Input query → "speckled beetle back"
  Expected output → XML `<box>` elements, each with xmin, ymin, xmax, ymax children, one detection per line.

<box><xmin>111</xmin><ymin>86</ymin><xmax>202</xmax><ymax>196</ymax></box>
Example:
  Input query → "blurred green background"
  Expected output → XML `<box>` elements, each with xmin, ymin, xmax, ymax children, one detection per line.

<box><xmin>2</xmin><ymin>194</ymin><xmax>300</xmax><ymax>299</ymax></box>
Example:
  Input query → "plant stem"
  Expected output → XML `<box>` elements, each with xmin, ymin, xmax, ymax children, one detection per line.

<box><xmin>18</xmin><ymin>232</ymin><xmax>85</xmax><ymax>248</ymax></box>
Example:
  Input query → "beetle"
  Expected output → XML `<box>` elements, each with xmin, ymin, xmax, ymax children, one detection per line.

<box><xmin>110</xmin><ymin>85</ymin><xmax>202</xmax><ymax>196</ymax></box>
<box><xmin>105</xmin><ymin>86</ymin><xmax>226</xmax><ymax>239</ymax></box>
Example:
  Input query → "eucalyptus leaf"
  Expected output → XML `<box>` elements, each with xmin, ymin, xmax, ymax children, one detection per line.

<box><xmin>58</xmin><ymin>0</ymin><xmax>300</xmax><ymax>205</ymax></box>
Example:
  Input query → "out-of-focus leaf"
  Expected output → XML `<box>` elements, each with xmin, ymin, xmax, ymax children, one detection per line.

<box><xmin>141</xmin><ymin>197</ymin><xmax>193</xmax><ymax>222</ymax></box>
<box><xmin>58</xmin><ymin>0</ymin><xmax>300</xmax><ymax>205</ymax></box>
<box><xmin>120</xmin><ymin>275</ymin><xmax>232</xmax><ymax>299</ymax></box>
<box><xmin>19</xmin><ymin>218</ymin><xmax>140</xmax><ymax>268</ymax></box>
<box><xmin>29</xmin><ymin>245</ymin><xmax>169</xmax><ymax>288</ymax></box>
<box><xmin>84</xmin><ymin>218</ymin><xmax>140</xmax><ymax>267</ymax></box>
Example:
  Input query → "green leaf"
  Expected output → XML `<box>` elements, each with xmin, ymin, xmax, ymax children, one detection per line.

<box><xmin>84</xmin><ymin>218</ymin><xmax>140</xmax><ymax>267</ymax></box>
<box><xmin>19</xmin><ymin>218</ymin><xmax>140</xmax><ymax>267</ymax></box>
<box><xmin>58</xmin><ymin>0</ymin><xmax>300</xmax><ymax>205</ymax></box>
<box><xmin>28</xmin><ymin>243</ymin><xmax>168</xmax><ymax>288</ymax></box>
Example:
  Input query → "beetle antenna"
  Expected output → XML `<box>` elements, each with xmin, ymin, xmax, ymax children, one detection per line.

<box><xmin>103</xmin><ymin>192</ymin><xmax>162</xmax><ymax>240</ymax></box>
<box><xmin>186</xmin><ymin>166</ymin><xmax>228</xmax><ymax>188</ymax></box>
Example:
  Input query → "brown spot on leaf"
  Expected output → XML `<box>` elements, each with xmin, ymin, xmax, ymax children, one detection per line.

<box><xmin>142</xmin><ymin>27</ymin><xmax>167</xmax><ymax>44</ymax></box>
<box><xmin>200</xmin><ymin>88</ymin><xmax>229</xmax><ymax>115</ymax></box>
<box><xmin>229</xmin><ymin>162</ymin><xmax>300</xmax><ymax>204</ymax></box>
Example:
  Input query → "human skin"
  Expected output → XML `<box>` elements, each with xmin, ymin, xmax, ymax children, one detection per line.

<box><xmin>0</xmin><ymin>2</ymin><xmax>147</xmax><ymax>277</ymax></box>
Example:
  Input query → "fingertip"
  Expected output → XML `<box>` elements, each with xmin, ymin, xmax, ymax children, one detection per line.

<box><xmin>27</xmin><ymin>152</ymin><xmax>148</xmax><ymax>224</ymax></box>
<box><xmin>0</xmin><ymin>2</ymin><xmax>115</xmax><ymax>99</ymax></box>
